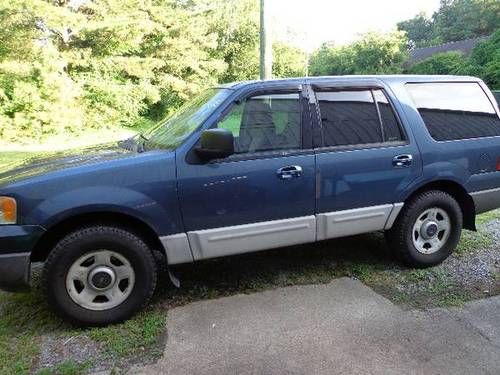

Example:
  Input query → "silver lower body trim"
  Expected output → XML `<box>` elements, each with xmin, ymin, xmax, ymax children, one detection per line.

<box><xmin>187</xmin><ymin>216</ymin><xmax>316</xmax><ymax>261</ymax></box>
<box><xmin>470</xmin><ymin>187</ymin><xmax>500</xmax><ymax>214</ymax></box>
<box><xmin>159</xmin><ymin>203</ymin><xmax>405</xmax><ymax>264</ymax></box>
<box><xmin>160</xmin><ymin>233</ymin><xmax>193</xmax><ymax>265</ymax></box>
<box><xmin>385</xmin><ymin>203</ymin><xmax>404</xmax><ymax>229</ymax></box>
<box><xmin>316</xmin><ymin>203</ymin><xmax>403</xmax><ymax>241</ymax></box>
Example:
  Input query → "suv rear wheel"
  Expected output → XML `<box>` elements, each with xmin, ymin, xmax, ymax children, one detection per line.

<box><xmin>386</xmin><ymin>190</ymin><xmax>463</xmax><ymax>267</ymax></box>
<box><xmin>42</xmin><ymin>226</ymin><xmax>157</xmax><ymax>326</ymax></box>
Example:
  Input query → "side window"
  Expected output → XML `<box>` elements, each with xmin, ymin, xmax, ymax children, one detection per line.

<box><xmin>316</xmin><ymin>90</ymin><xmax>383</xmax><ymax>147</ymax></box>
<box><xmin>217</xmin><ymin>93</ymin><xmax>301</xmax><ymax>154</ymax></box>
<box><xmin>406</xmin><ymin>82</ymin><xmax>500</xmax><ymax>141</ymax></box>
<box><xmin>373</xmin><ymin>89</ymin><xmax>404</xmax><ymax>142</ymax></box>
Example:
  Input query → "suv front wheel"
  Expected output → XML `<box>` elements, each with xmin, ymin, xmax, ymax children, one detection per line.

<box><xmin>42</xmin><ymin>226</ymin><xmax>157</xmax><ymax>326</ymax></box>
<box><xmin>386</xmin><ymin>191</ymin><xmax>463</xmax><ymax>267</ymax></box>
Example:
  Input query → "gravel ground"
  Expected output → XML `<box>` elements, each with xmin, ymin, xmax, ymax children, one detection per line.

<box><xmin>36</xmin><ymin>335</ymin><xmax>102</xmax><ymax>371</ymax></box>
<box><xmin>387</xmin><ymin>218</ymin><xmax>500</xmax><ymax>305</ymax></box>
<box><xmin>444</xmin><ymin>219</ymin><xmax>498</xmax><ymax>287</ymax></box>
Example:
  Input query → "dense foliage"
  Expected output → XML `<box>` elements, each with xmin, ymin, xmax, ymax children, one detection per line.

<box><xmin>0</xmin><ymin>0</ymin><xmax>498</xmax><ymax>144</ymax></box>
<box><xmin>397</xmin><ymin>0</ymin><xmax>500</xmax><ymax>47</ymax></box>
<box><xmin>309</xmin><ymin>31</ymin><xmax>408</xmax><ymax>76</ymax></box>
<box><xmin>408</xmin><ymin>30</ymin><xmax>500</xmax><ymax>89</ymax></box>
<box><xmin>0</xmin><ymin>0</ymin><xmax>306</xmax><ymax>143</ymax></box>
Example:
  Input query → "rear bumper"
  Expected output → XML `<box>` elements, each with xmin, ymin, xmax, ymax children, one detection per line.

<box><xmin>471</xmin><ymin>187</ymin><xmax>500</xmax><ymax>214</ymax></box>
<box><xmin>0</xmin><ymin>225</ymin><xmax>45</xmax><ymax>292</ymax></box>
<box><xmin>0</xmin><ymin>253</ymin><xmax>31</xmax><ymax>292</ymax></box>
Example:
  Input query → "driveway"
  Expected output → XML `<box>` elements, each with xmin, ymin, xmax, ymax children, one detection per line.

<box><xmin>129</xmin><ymin>278</ymin><xmax>500</xmax><ymax>375</ymax></box>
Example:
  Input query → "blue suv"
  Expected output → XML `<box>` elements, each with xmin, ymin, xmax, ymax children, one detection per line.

<box><xmin>1</xmin><ymin>75</ymin><xmax>500</xmax><ymax>325</ymax></box>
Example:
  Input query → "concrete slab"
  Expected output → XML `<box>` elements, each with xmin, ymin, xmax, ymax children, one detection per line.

<box><xmin>451</xmin><ymin>295</ymin><xmax>500</xmax><ymax>347</ymax></box>
<box><xmin>131</xmin><ymin>278</ymin><xmax>500</xmax><ymax>375</ymax></box>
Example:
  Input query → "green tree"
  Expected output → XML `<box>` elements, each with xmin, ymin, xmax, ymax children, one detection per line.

<box><xmin>308</xmin><ymin>42</ymin><xmax>355</xmax><ymax>76</ymax></box>
<box><xmin>272</xmin><ymin>42</ymin><xmax>307</xmax><ymax>78</ymax></box>
<box><xmin>70</xmin><ymin>0</ymin><xmax>225</xmax><ymax>124</ymax></box>
<box><xmin>350</xmin><ymin>31</ymin><xmax>408</xmax><ymax>74</ymax></box>
<box><xmin>309</xmin><ymin>31</ymin><xmax>408</xmax><ymax>76</ymax></box>
<box><xmin>205</xmin><ymin>0</ymin><xmax>260</xmax><ymax>82</ymax></box>
<box><xmin>408</xmin><ymin>51</ymin><xmax>465</xmax><ymax>75</ymax></box>
<box><xmin>465</xmin><ymin>29</ymin><xmax>500</xmax><ymax>89</ymax></box>
<box><xmin>406</xmin><ymin>30</ymin><xmax>500</xmax><ymax>90</ymax></box>
<box><xmin>0</xmin><ymin>0</ymin><xmax>85</xmax><ymax>142</ymax></box>
<box><xmin>397</xmin><ymin>12</ymin><xmax>435</xmax><ymax>47</ymax></box>
<box><xmin>398</xmin><ymin>0</ymin><xmax>500</xmax><ymax>47</ymax></box>
<box><xmin>0</xmin><ymin>0</ymin><xmax>230</xmax><ymax>142</ymax></box>
<box><xmin>433</xmin><ymin>0</ymin><xmax>500</xmax><ymax>43</ymax></box>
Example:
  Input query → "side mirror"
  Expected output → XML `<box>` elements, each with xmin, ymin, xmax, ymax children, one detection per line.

<box><xmin>196</xmin><ymin>128</ymin><xmax>234</xmax><ymax>160</ymax></box>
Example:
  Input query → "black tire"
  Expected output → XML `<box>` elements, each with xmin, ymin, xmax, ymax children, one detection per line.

<box><xmin>386</xmin><ymin>190</ymin><xmax>463</xmax><ymax>268</ymax></box>
<box><xmin>42</xmin><ymin>226</ymin><xmax>157</xmax><ymax>326</ymax></box>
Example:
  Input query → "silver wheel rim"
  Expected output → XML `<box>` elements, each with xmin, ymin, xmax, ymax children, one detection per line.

<box><xmin>412</xmin><ymin>207</ymin><xmax>451</xmax><ymax>255</ymax></box>
<box><xmin>66</xmin><ymin>250</ymin><xmax>135</xmax><ymax>311</ymax></box>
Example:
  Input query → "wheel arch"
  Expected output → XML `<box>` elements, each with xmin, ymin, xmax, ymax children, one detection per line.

<box><xmin>31</xmin><ymin>211</ymin><xmax>167</xmax><ymax>262</ymax></box>
<box><xmin>401</xmin><ymin>180</ymin><xmax>476</xmax><ymax>231</ymax></box>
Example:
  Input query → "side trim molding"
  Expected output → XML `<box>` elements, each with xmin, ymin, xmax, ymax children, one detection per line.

<box><xmin>188</xmin><ymin>216</ymin><xmax>316</xmax><ymax>261</ymax></box>
<box><xmin>385</xmin><ymin>203</ymin><xmax>404</xmax><ymax>230</ymax></box>
<box><xmin>159</xmin><ymin>203</ymin><xmax>405</xmax><ymax>264</ymax></box>
<box><xmin>316</xmin><ymin>203</ymin><xmax>404</xmax><ymax>241</ymax></box>
<box><xmin>160</xmin><ymin>233</ymin><xmax>194</xmax><ymax>265</ymax></box>
<box><xmin>470</xmin><ymin>187</ymin><xmax>500</xmax><ymax>214</ymax></box>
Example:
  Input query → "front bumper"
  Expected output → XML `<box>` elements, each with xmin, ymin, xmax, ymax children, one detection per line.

<box><xmin>0</xmin><ymin>225</ymin><xmax>46</xmax><ymax>292</ymax></box>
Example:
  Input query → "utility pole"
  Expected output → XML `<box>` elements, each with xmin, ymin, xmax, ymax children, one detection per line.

<box><xmin>260</xmin><ymin>0</ymin><xmax>272</xmax><ymax>80</ymax></box>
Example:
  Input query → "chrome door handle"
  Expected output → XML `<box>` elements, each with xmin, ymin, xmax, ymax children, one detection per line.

<box><xmin>393</xmin><ymin>154</ymin><xmax>413</xmax><ymax>168</ymax></box>
<box><xmin>277</xmin><ymin>165</ymin><xmax>303</xmax><ymax>180</ymax></box>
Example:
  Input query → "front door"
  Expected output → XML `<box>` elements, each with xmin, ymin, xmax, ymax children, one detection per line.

<box><xmin>312</xmin><ymin>85</ymin><xmax>422</xmax><ymax>240</ymax></box>
<box><xmin>177</xmin><ymin>86</ymin><xmax>316</xmax><ymax>260</ymax></box>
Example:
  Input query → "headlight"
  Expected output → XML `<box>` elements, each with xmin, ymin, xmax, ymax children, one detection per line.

<box><xmin>0</xmin><ymin>197</ymin><xmax>17</xmax><ymax>224</ymax></box>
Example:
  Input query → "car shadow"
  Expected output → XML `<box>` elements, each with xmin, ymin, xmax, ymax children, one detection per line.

<box><xmin>155</xmin><ymin>232</ymin><xmax>404</xmax><ymax>305</ymax></box>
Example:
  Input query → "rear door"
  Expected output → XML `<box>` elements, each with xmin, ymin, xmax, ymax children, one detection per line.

<box><xmin>312</xmin><ymin>83</ymin><xmax>422</xmax><ymax>240</ymax></box>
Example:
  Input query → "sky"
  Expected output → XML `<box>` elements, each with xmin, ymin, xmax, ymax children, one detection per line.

<box><xmin>268</xmin><ymin>0</ymin><xmax>442</xmax><ymax>51</ymax></box>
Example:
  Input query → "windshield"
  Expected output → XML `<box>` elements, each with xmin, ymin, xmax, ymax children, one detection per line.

<box><xmin>142</xmin><ymin>88</ymin><xmax>232</xmax><ymax>150</ymax></box>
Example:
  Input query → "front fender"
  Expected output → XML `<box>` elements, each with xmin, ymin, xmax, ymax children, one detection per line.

<box><xmin>25</xmin><ymin>185</ymin><xmax>183</xmax><ymax>236</ymax></box>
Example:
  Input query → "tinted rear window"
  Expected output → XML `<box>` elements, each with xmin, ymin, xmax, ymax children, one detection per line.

<box><xmin>316</xmin><ymin>90</ymin><xmax>383</xmax><ymax>147</ymax></box>
<box><xmin>406</xmin><ymin>82</ymin><xmax>500</xmax><ymax>141</ymax></box>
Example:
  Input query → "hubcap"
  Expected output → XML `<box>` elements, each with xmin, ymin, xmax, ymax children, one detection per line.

<box><xmin>412</xmin><ymin>207</ymin><xmax>451</xmax><ymax>255</ymax></box>
<box><xmin>89</xmin><ymin>266</ymin><xmax>116</xmax><ymax>290</ymax></box>
<box><xmin>66</xmin><ymin>250</ymin><xmax>135</xmax><ymax>311</ymax></box>
<box><xmin>421</xmin><ymin>221</ymin><xmax>439</xmax><ymax>239</ymax></box>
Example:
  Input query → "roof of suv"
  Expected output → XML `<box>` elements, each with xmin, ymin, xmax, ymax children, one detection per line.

<box><xmin>219</xmin><ymin>75</ymin><xmax>480</xmax><ymax>90</ymax></box>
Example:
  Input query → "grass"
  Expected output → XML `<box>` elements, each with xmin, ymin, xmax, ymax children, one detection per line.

<box><xmin>455</xmin><ymin>229</ymin><xmax>492</xmax><ymax>256</ymax></box>
<box><xmin>455</xmin><ymin>210</ymin><xmax>500</xmax><ymax>256</ymax></box>
<box><xmin>0</xmin><ymin>292</ymin><xmax>66</xmax><ymax>375</ymax></box>
<box><xmin>0</xmin><ymin>289</ymin><xmax>167</xmax><ymax>375</ymax></box>
<box><xmin>0</xmin><ymin>152</ymin><xmax>32</xmax><ymax>165</ymax></box>
<box><xmin>0</xmin><ymin>125</ymin><xmax>137</xmax><ymax>172</ymax></box>
<box><xmin>1</xmin><ymin>127</ymin><xmax>134</xmax><ymax>154</ymax></box>
<box><xmin>37</xmin><ymin>361</ymin><xmax>91</xmax><ymax>375</ymax></box>
<box><xmin>88</xmin><ymin>310</ymin><xmax>166</xmax><ymax>357</ymax></box>
<box><xmin>0</xmin><ymin>151</ymin><xmax>38</xmax><ymax>172</ymax></box>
